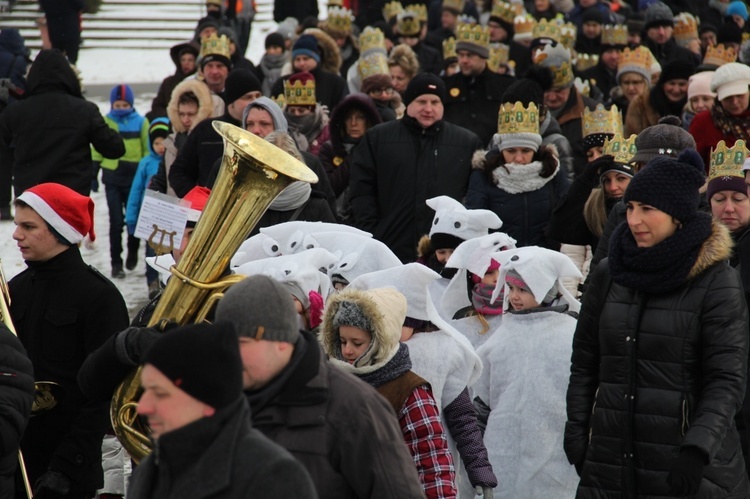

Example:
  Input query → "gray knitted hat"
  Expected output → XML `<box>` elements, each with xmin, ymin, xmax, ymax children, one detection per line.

<box><xmin>216</xmin><ymin>274</ymin><xmax>300</xmax><ymax>343</ymax></box>
<box><xmin>331</xmin><ymin>301</ymin><xmax>373</xmax><ymax>333</ymax></box>
<box><xmin>644</xmin><ymin>2</ymin><xmax>674</xmax><ymax>30</ymax></box>
<box><xmin>631</xmin><ymin>116</ymin><xmax>696</xmax><ymax>164</ymax></box>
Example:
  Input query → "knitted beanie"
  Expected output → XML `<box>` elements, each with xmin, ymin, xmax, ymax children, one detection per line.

<box><xmin>110</xmin><ymin>84</ymin><xmax>134</xmax><ymax>106</ymax></box>
<box><xmin>687</xmin><ymin>71</ymin><xmax>716</xmax><ymax>99</ymax></box>
<box><xmin>644</xmin><ymin>2</ymin><xmax>675</xmax><ymax>30</ymax></box>
<box><xmin>332</xmin><ymin>300</ymin><xmax>373</xmax><ymax>333</ymax></box>
<box><xmin>361</xmin><ymin>73</ymin><xmax>394</xmax><ymax>95</ymax></box>
<box><xmin>17</xmin><ymin>183</ymin><xmax>96</xmax><ymax>243</ymax></box>
<box><xmin>624</xmin><ymin>149</ymin><xmax>706</xmax><ymax>222</ymax></box>
<box><xmin>710</xmin><ymin>62</ymin><xmax>750</xmax><ymax>101</ymax></box>
<box><xmin>658</xmin><ymin>59</ymin><xmax>695</xmax><ymax>84</ymax></box>
<box><xmin>216</xmin><ymin>274</ymin><xmax>301</xmax><ymax>343</ymax></box>
<box><xmin>497</xmin><ymin>131</ymin><xmax>543</xmax><ymax>151</ymax></box>
<box><xmin>631</xmin><ymin>116</ymin><xmax>696</xmax><ymax>163</ymax></box>
<box><xmin>265</xmin><ymin>32</ymin><xmax>286</xmax><ymax>50</ymax></box>
<box><xmin>582</xmin><ymin>7</ymin><xmax>605</xmax><ymax>24</ymax></box>
<box><xmin>143</xmin><ymin>322</ymin><xmax>243</xmax><ymax>410</ymax></box>
<box><xmin>148</xmin><ymin>117</ymin><xmax>171</xmax><ymax>149</ymax></box>
<box><xmin>727</xmin><ymin>1</ymin><xmax>749</xmax><ymax>21</ymax></box>
<box><xmin>292</xmin><ymin>34</ymin><xmax>321</xmax><ymax>63</ymax></box>
<box><xmin>403</xmin><ymin>72</ymin><xmax>446</xmax><ymax>106</ymax></box>
<box><xmin>224</xmin><ymin>68</ymin><xmax>262</xmax><ymax>104</ymax></box>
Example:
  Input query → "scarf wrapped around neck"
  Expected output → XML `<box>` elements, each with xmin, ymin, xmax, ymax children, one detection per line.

<box><xmin>269</xmin><ymin>181</ymin><xmax>311</xmax><ymax>211</ymax></box>
<box><xmin>608</xmin><ymin>212</ymin><xmax>713</xmax><ymax>293</ymax></box>
<box><xmin>710</xmin><ymin>103</ymin><xmax>750</xmax><ymax>143</ymax></box>
<box><xmin>287</xmin><ymin>105</ymin><xmax>327</xmax><ymax>145</ymax></box>
<box><xmin>471</xmin><ymin>282</ymin><xmax>504</xmax><ymax>315</ymax></box>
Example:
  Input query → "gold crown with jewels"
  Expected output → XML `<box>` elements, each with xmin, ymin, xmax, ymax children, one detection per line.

<box><xmin>535</xmin><ymin>42</ymin><xmax>573</xmax><ymax>88</ymax></box>
<box><xmin>397</xmin><ymin>10</ymin><xmax>421</xmax><ymax>36</ymax></box>
<box><xmin>442</xmin><ymin>0</ymin><xmax>465</xmax><ymax>13</ymax></box>
<box><xmin>455</xmin><ymin>23</ymin><xmax>490</xmax><ymax>48</ymax></box>
<box><xmin>443</xmin><ymin>36</ymin><xmax>457</xmax><ymax>60</ymax></box>
<box><xmin>575</xmin><ymin>53</ymin><xmax>599</xmax><ymax>72</ymax></box>
<box><xmin>601</xmin><ymin>24</ymin><xmax>628</xmax><ymax>46</ymax></box>
<box><xmin>359</xmin><ymin>53</ymin><xmax>390</xmax><ymax>80</ymax></box>
<box><xmin>199</xmin><ymin>33</ymin><xmax>230</xmax><ymax>60</ymax></box>
<box><xmin>617</xmin><ymin>46</ymin><xmax>653</xmax><ymax>74</ymax></box>
<box><xmin>560</xmin><ymin>22</ymin><xmax>577</xmax><ymax>49</ymax></box>
<box><xmin>359</xmin><ymin>27</ymin><xmax>386</xmax><ymax>53</ymax></box>
<box><xmin>602</xmin><ymin>133</ymin><xmax>638</xmax><ymax>163</ymax></box>
<box><xmin>488</xmin><ymin>44</ymin><xmax>510</xmax><ymax>72</ymax></box>
<box><xmin>532</xmin><ymin>18</ymin><xmax>562</xmax><ymax>42</ymax></box>
<box><xmin>497</xmin><ymin>101</ymin><xmax>540</xmax><ymax>135</ymax></box>
<box><xmin>326</xmin><ymin>6</ymin><xmax>354</xmax><ymax>34</ymax></box>
<box><xmin>709</xmin><ymin>140</ymin><xmax>748</xmax><ymax>182</ymax></box>
<box><xmin>383</xmin><ymin>1</ymin><xmax>403</xmax><ymax>21</ymax></box>
<box><xmin>514</xmin><ymin>15</ymin><xmax>536</xmax><ymax>36</ymax></box>
<box><xmin>283</xmin><ymin>78</ymin><xmax>316</xmax><ymax>107</ymax></box>
<box><xmin>673</xmin><ymin>13</ymin><xmax>698</xmax><ymax>45</ymax></box>
<box><xmin>703</xmin><ymin>43</ymin><xmax>737</xmax><ymax>67</ymax></box>
<box><xmin>491</xmin><ymin>0</ymin><xmax>515</xmax><ymax>23</ymax></box>
<box><xmin>583</xmin><ymin>103</ymin><xmax>623</xmax><ymax>138</ymax></box>
<box><xmin>411</xmin><ymin>3</ymin><xmax>428</xmax><ymax>22</ymax></box>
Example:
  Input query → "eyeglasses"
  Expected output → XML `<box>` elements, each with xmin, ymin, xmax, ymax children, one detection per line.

<box><xmin>369</xmin><ymin>87</ymin><xmax>394</xmax><ymax>96</ymax></box>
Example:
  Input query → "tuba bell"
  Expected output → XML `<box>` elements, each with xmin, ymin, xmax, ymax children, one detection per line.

<box><xmin>110</xmin><ymin>121</ymin><xmax>318</xmax><ymax>462</ymax></box>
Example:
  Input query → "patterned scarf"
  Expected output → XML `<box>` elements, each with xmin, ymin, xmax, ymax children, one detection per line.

<box><xmin>356</xmin><ymin>343</ymin><xmax>412</xmax><ymax>388</ymax></box>
<box><xmin>608</xmin><ymin>212</ymin><xmax>713</xmax><ymax>293</ymax></box>
<box><xmin>710</xmin><ymin>103</ymin><xmax>750</xmax><ymax>143</ymax></box>
<box><xmin>471</xmin><ymin>283</ymin><xmax>504</xmax><ymax>315</ymax></box>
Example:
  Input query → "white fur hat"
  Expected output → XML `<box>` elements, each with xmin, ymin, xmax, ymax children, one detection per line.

<box><xmin>426</xmin><ymin>195</ymin><xmax>503</xmax><ymax>243</ymax></box>
<box><xmin>490</xmin><ymin>246</ymin><xmax>582</xmax><ymax>312</ymax></box>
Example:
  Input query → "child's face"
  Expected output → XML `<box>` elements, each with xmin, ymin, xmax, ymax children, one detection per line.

<box><xmin>112</xmin><ymin>100</ymin><xmax>132</xmax><ymax>110</ymax></box>
<box><xmin>152</xmin><ymin>137</ymin><xmax>166</xmax><ymax>156</ymax></box>
<box><xmin>435</xmin><ymin>248</ymin><xmax>454</xmax><ymax>264</ymax></box>
<box><xmin>507</xmin><ymin>283</ymin><xmax>539</xmax><ymax>311</ymax></box>
<box><xmin>481</xmin><ymin>268</ymin><xmax>499</xmax><ymax>286</ymax></box>
<box><xmin>339</xmin><ymin>325</ymin><xmax>371</xmax><ymax>364</ymax></box>
<box><xmin>266</xmin><ymin>46</ymin><xmax>284</xmax><ymax>56</ymax></box>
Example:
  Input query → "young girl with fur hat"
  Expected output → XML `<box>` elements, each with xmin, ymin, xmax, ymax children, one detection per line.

<box><xmin>320</xmin><ymin>287</ymin><xmax>457</xmax><ymax>499</ymax></box>
<box><xmin>473</xmin><ymin>246</ymin><xmax>581</xmax><ymax>498</ymax></box>
<box><xmin>465</xmin><ymin>100</ymin><xmax>568</xmax><ymax>249</ymax></box>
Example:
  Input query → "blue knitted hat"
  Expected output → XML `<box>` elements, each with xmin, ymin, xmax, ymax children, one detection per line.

<box><xmin>110</xmin><ymin>84</ymin><xmax>134</xmax><ymax>106</ymax></box>
<box><xmin>292</xmin><ymin>35</ymin><xmax>321</xmax><ymax>63</ymax></box>
<box><xmin>727</xmin><ymin>1</ymin><xmax>749</xmax><ymax>21</ymax></box>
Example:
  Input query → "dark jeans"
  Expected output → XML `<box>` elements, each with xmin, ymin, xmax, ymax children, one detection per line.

<box><xmin>105</xmin><ymin>183</ymin><xmax>139</xmax><ymax>268</ymax></box>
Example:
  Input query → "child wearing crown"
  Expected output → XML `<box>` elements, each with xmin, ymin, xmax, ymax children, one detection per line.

<box><xmin>465</xmin><ymin>101</ymin><xmax>569</xmax><ymax>248</ymax></box>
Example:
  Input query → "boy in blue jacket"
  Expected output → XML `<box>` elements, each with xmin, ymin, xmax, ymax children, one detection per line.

<box><xmin>126</xmin><ymin>117</ymin><xmax>170</xmax><ymax>298</ymax></box>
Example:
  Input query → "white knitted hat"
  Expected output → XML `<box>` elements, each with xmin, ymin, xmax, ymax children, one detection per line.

<box><xmin>710</xmin><ymin>62</ymin><xmax>750</xmax><ymax>101</ymax></box>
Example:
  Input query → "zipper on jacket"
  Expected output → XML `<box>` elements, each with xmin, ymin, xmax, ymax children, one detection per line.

<box><xmin>588</xmin><ymin>387</ymin><xmax>599</xmax><ymax>444</ymax></box>
<box><xmin>681</xmin><ymin>394</ymin><xmax>690</xmax><ymax>436</ymax></box>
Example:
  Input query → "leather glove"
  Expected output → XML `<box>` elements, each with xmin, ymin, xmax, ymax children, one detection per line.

<box><xmin>667</xmin><ymin>446</ymin><xmax>706</xmax><ymax>496</ymax></box>
<box><xmin>115</xmin><ymin>326</ymin><xmax>161</xmax><ymax>365</ymax></box>
<box><xmin>475</xmin><ymin>485</ymin><xmax>493</xmax><ymax>498</ymax></box>
<box><xmin>34</xmin><ymin>469</ymin><xmax>71</xmax><ymax>497</ymax></box>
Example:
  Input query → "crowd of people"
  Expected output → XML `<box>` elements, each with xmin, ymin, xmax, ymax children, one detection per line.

<box><xmin>2</xmin><ymin>0</ymin><xmax>750</xmax><ymax>497</ymax></box>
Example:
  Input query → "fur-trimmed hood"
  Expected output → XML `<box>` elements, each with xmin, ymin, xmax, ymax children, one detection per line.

<box><xmin>302</xmin><ymin>27</ymin><xmax>342</xmax><ymax>75</ymax></box>
<box><xmin>320</xmin><ymin>287</ymin><xmax>406</xmax><ymax>374</ymax></box>
<box><xmin>329</xmin><ymin>93</ymin><xmax>381</xmax><ymax>151</ymax></box>
<box><xmin>166</xmin><ymin>79</ymin><xmax>215</xmax><ymax>134</ymax></box>
<box><xmin>688</xmin><ymin>220</ymin><xmax>734</xmax><ymax>279</ymax></box>
<box><xmin>471</xmin><ymin>143</ymin><xmax>559</xmax><ymax>171</ymax></box>
<box><xmin>417</xmin><ymin>234</ymin><xmax>433</xmax><ymax>259</ymax></box>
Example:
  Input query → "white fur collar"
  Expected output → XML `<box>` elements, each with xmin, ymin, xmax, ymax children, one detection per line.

<box><xmin>491</xmin><ymin>160</ymin><xmax>559</xmax><ymax>194</ymax></box>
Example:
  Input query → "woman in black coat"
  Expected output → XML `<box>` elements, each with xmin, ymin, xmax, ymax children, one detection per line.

<box><xmin>565</xmin><ymin>149</ymin><xmax>750</xmax><ymax>498</ymax></box>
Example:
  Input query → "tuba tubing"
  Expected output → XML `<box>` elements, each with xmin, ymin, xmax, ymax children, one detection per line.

<box><xmin>111</xmin><ymin>121</ymin><xmax>318</xmax><ymax>462</ymax></box>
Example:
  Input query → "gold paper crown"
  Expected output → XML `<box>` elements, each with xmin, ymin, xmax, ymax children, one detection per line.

<box><xmin>602</xmin><ymin>133</ymin><xmax>637</xmax><ymax>164</ymax></box>
<box><xmin>412</xmin><ymin>4</ymin><xmax>428</xmax><ymax>23</ymax></box>
<box><xmin>272</xmin><ymin>93</ymin><xmax>286</xmax><ymax>108</ymax></box>
<box><xmin>359</xmin><ymin>27</ymin><xmax>386</xmax><ymax>53</ymax></box>
<box><xmin>673</xmin><ymin>13</ymin><xmax>698</xmax><ymax>43</ymax></box>
<box><xmin>455</xmin><ymin>23</ymin><xmax>490</xmax><ymax>50</ymax></box>
<box><xmin>703</xmin><ymin>43</ymin><xmax>737</xmax><ymax>67</ymax></box>
<box><xmin>575</xmin><ymin>53</ymin><xmax>599</xmax><ymax>72</ymax></box>
<box><xmin>535</xmin><ymin>43</ymin><xmax>573</xmax><ymax>88</ymax></box>
<box><xmin>442</xmin><ymin>0</ymin><xmax>465</xmax><ymax>13</ymax></box>
<box><xmin>283</xmin><ymin>79</ymin><xmax>316</xmax><ymax>107</ymax></box>
<box><xmin>326</xmin><ymin>7</ymin><xmax>353</xmax><ymax>34</ymax></box>
<box><xmin>490</xmin><ymin>0</ymin><xmax>515</xmax><ymax>24</ymax></box>
<box><xmin>511</xmin><ymin>0</ymin><xmax>526</xmax><ymax>16</ymax></box>
<box><xmin>601</xmin><ymin>24</ymin><xmax>628</xmax><ymax>46</ymax></box>
<box><xmin>583</xmin><ymin>103</ymin><xmax>623</xmax><ymax>138</ymax></box>
<box><xmin>199</xmin><ymin>33</ymin><xmax>230</xmax><ymax>61</ymax></box>
<box><xmin>498</xmin><ymin>102</ymin><xmax>540</xmax><ymax>135</ymax></box>
<box><xmin>514</xmin><ymin>15</ymin><xmax>536</xmax><ymax>35</ymax></box>
<box><xmin>443</xmin><ymin>37</ymin><xmax>457</xmax><ymax>60</ymax></box>
<box><xmin>709</xmin><ymin>140</ymin><xmax>749</xmax><ymax>182</ymax></box>
<box><xmin>359</xmin><ymin>53</ymin><xmax>390</xmax><ymax>80</ymax></box>
<box><xmin>488</xmin><ymin>44</ymin><xmax>510</xmax><ymax>72</ymax></box>
<box><xmin>383</xmin><ymin>1</ymin><xmax>403</xmax><ymax>21</ymax></box>
<box><xmin>559</xmin><ymin>22</ymin><xmax>577</xmax><ymax>49</ymax></box>
<box><xmin>532</xmin><ymin>18</ymin><xmax>562</xmax><ymax>42</ymax></box>
<box><xmin>617</xmin><ymin>46</ymin><xmax>653</xmax><ymax>74</ymax></box>
<box><xmin>397</xmin><ymin>11</ymin><xmax>421</xmax><ymax>36</ymax></box>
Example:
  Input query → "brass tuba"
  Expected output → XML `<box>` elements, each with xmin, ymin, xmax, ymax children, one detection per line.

<box><xmin>110</xmin><ymin>122</ymin><xmax>318</xmax><ymax>462</ymax></box>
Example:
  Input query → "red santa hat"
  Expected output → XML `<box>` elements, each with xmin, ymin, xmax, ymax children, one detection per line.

<box><xmin>183</xmin><ymin>186</ymin><xmax>211</xmax><ymax>223</ymax></box>
<box><xmin>17</xmin><ymin>183</ymin><xmax>95</xmax><ymax>244</ymax></box>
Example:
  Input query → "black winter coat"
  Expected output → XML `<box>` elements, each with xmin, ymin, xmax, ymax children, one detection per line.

<box><xmin>271</xmin><ymin>67</ymin><xmax>348</xmax><ymax>111</ymax></box>
<box><xmin>443</xmin><ymin>67</ymin><xmax>515</xmax><ymax>147</ymax></box>
<box><xmin>412</xmin><ymin>42</ymin><xmax>443</xmax><ymax>75</ymax></box>
<box><xmin>9</xmin><ymin>246</ymin><xmax>129</xmax><ymax>491</ymax></box>
<box><xmin>0</xmin><ymin>29</ymin><xmax>28</xmax><ymax>92</ymax></box>
<box><xmin>273</xmin><ymin>0</ymin><xmax>318</xmax><ymax>23</ymax></box>
<box><xmin>644</xmin><ymin>37</ymin><xmax>700</xmax><ymax>67</ymax></box>
<box><xmin>548</xmin><ymin>160</ymin><xmax>601</xmax><ymax>248</ymax></box>
<box><xmin>0</xmin><ymin>324</ymin><xmax>34</xmax><ymax>499</ymax></box>
<box><xmin>565</xmin><ymin>223</ymin><xmax>750</xmax><ymax>498</ymax></box>
<box><xmin>0</xmin><ymin>50</ymin><xmax>124</xmax><ymax>196</ymax></box>
<box><xmin>350</xmin><ymin>115</ymin><xmax>483</xmax><ymax>262</ymax></box>
<box><xmin>128</xmin><ymin>397</ymin><xmax>317</xmax><ymax>499</ymax></box>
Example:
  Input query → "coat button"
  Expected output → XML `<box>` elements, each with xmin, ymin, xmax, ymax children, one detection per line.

<box><xmin>626</xmin><ymin>336</ymin><xmax>630</xmax><ymax>341</ymax></box>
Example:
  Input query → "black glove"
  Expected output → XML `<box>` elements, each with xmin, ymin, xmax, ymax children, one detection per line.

<box><xmin>34</xmin><ymin>469</ymin><xmax>71</xmax><ymax>498</ymax></box>
<box><xmin>667</xmin><ymin>446</ymin><xmax>706</xmax><ymax>496</ymax></box>
<box><xmin>115</xmin><ymin>326</ymin><xmax>161</xmax><ymax>366</ymax></box>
